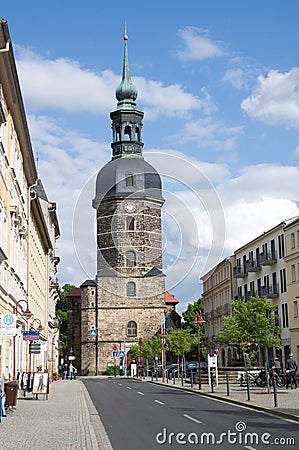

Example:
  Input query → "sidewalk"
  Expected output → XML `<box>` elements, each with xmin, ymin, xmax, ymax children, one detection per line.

<box><xmin>0</xmin><ymin>379</ymin><xmax>113</xmax><ymax>450</ymax></box>
<box><xmin>147</xmin><ymin>377</ymin><xmax>299</xmax><ymax>421</ymax></box>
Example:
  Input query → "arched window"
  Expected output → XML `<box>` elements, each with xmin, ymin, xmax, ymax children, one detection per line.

<box><xmin>124</xmin><ymin>125</ymin><xmax>131</xmax><ymax>141</ymax></box>
<box><xmin>126</xmin><ymin>250</ymin><xmax>136</xmax><ymax>267</ymax></box>
<box><xmin>127</xmin><ymin>216</ymin><xmax>134</xmax><ymax>231</ymax></box>
<box><xmin>127</xmin><ymin>281</ymin><xmax>136</xmax><ymax>297</ymax></box>
<box><xmin>127</xmin><ymin>321</ymin><xmax>137</xmax><ymax>336</ymax></box>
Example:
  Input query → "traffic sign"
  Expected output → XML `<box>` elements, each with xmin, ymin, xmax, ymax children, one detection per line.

<box><xmin>119</xmin><ymin>350</ymin><xmax>125</xmax><ymax>357</ymax></box>
<box><xmin>23</xmin><ymin>331</ymin><xmax>40</xmax><ymax>341</ymax></box>
<box><xmin>0</xmin><ymin>314</ymin><xmax>16</xmax><ymax>336</ymax></box>
<box><xmin>89</xmin><ymin>329</ymin><xmax>97</xmax><ymax>336</ymax></box>
<box><xmin>29</xmin><ymin>343</ymin><xmax>41</xmax><ymax>354</ymax></box>
<box><xmin>112</xmin><ymin>351</ymin><xmax>118</xmax><ymax>358</ymax></box>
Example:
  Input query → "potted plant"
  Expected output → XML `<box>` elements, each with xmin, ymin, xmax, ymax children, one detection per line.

<box><xmin>52</xmin><ymin>372</ymin><xmax>59</xmax><ymax>381</ymax></box>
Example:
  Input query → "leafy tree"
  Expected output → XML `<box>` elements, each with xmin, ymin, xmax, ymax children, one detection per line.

<box><xmin>181</xmin><ymin>297</ymin><xmax>205</xmax><ymax>359</ymax></box>
<box><xmin>56</xmin><ymin>283</ymin><xmax>75</xmax><ymax>351</ymax></box>
<box><xmin>166</xmin><ymin>328</ymin><xmax>196</xmax><ymax>369</ymax></box>
<box><xmin>217</xmin><ymin>296</ymin><xmax>281</xmax><ymax>366</ymax></box>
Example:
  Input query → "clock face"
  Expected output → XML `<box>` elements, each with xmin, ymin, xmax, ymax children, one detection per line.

<box><xmin>125</xmin><ymin>202</ymin><xmax>136</xmax><ymax>213</ymax></box>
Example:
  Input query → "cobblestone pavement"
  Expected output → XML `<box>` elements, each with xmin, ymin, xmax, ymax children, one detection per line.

<box><xmin>0</xmin><ymin>379</ymin><xmax>113</xmax><ymax>450</ymax></box>
<box><xmin>147</xmin><ymin>377</ymin><xmax>299</xmax><ymax>421</ymax></box>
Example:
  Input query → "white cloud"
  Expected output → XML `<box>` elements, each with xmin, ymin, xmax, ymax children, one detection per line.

<box><xmin>241</xmin><ymin>68</ymin><xmax>299</xmax><ymax>128</ymax></box>
<box><xmin>173</xmin><ymin>117</ymin><xmax>243</xmax><ymax>150</ymax></box>
<box><xmin>16</xmin><ymin>46</ymin><xmax>202</xmax><ymax>119</ymax></box>
<box><xmin>223</xmin><ymin>68</ymin><xmax>247</xmax><ymax>90</ymax></box>
<box><xmin>175</xmin><ymin>26</ymin><xmax>226</xmax><ymax>61</ymax></box>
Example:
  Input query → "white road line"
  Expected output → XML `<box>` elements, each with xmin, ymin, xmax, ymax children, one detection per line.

<box><xmin>118</xmin><ymin>383</ymin><xmax>122</xmax><ymax>386</ymax></box>
<box><xmin>183</xmin><ymin>414</ymin><xmax>202</xmax><ymax>424</ymax></box>
<box><xmin>244</xmin><ymin>447</ymin><xmax>257</xmax><ymax>450</ymax></box>
<box><xmin>126</xmin><ymin>386</ymin><xmax>132</xmax><ymax>390</ymax></box>
<box><xmin>155</xmin><ymin>400</ymin><xmax>165</xmax><ymax>405</ymax></box>
<box><xmin>137</xmin><ymin>391</ymin><xmax>144</xmax><ymax>395</ymax></box>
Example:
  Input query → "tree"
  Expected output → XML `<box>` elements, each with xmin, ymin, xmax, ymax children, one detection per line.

<box><xmin>56</xmin><ymin>283</ymin><xmax>75</xmax><ymax>351</ymax></box>
<box><xmin>166</xmin><ymin>328</ymin><xmax>196</xmax><ymax>369</ymax></box>
<box><xmin>181</xmin><ymin>297</ymin><xmax>205</xmax><ymax>359</ymax></box>
<box><xmin>217</xmin><ymin>296</ymin><xmax>281</xmax><ymax>366</ymax></box>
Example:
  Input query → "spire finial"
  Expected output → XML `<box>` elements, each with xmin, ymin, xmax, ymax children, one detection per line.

<box><xmin>115</xmin><ymin>24</ymin><xmax>138</xmax><ymax>107</ymax></box>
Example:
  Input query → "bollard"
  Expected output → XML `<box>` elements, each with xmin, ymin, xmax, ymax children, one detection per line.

<box><xmin>181</xmin><ymin>372</ymin><xmax>184</xmax><ymax>387</ymax></box>
<box><xmin>156</xmin><ymin>371</ymin><xmax>158</xmax><ymax>381</ymax></box>
<box><xmin>226</xmin><ymin>373</ymin><xmax>230</xmax><ymax>396</ymax></box>
<box><xmin>191</xmin><ymin>371</ymin><xmax>193</xmax><ymax>388</ymax></box>
<box><xmin>273</xmin><ymin>373</ymin><xmax>278</xmax><ymax>407</ymax></box>
<box><xmin>246</xmin><ymin>373</ymin><xmax>251</xmax><ymax>401</ymax></box>
<box><xmin>211</xmin><ymin>374</ymin><xmax>214</xmax><ymax>393</ymax></box>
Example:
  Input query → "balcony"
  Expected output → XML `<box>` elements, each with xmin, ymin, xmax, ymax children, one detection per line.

<box><xmin>260</xmin><ymin>251</ymin><xmax>277</xmax><ymax>266</ymax></box>
<box><xmin>259</xmin><ymin>284</ymin><xmax>279</xmax><ymax>298</ymax></box>
<box><xmin>233</xmin><ymin>266</ymin><xmax>247</xmax><ymax>278</ymax></box>
<box><xmin>246</xmin><ymin>259</ymin><xmax>261</xmax><ymax>272</ymax></box>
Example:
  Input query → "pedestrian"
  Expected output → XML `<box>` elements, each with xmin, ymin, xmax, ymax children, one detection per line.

<box><xmin>274</xmin><ymin>357</ymin><xmax>281</xmax><ymax>375</ymax></box>
<box><xmin>68</xmin><ymin>363</ymin><xmax>76</xmax><ymax>380</ymax></box>
<box><xmin>62</xmin><ymin>363</ymin><xmax>68</xmax><ymax>380</ymax></box>
<box><xmin>286</xmin><ymin>353</ymin><xmax>298</xmax><ymax>389</ymax></box>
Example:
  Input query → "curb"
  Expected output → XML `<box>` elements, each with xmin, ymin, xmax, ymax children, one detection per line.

<box><xmin>146</xmin><ymin>379</ymin><xmax>299</xmax><ymax>423</ymax></box>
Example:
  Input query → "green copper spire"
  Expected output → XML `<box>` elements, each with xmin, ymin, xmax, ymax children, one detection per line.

<box><xmin>115</xmin><ymin>32</ymin><xmax>138</xmax><ymax>109</ymax></box>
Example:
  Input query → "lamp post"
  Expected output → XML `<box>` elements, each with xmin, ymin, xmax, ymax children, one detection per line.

<box><xmin>161</xmin><ymin>330</ymin><xmax>167</xmax><ymax>383</ymax></box>
<box><xmin>113</xmin><ymin>344</ymin><xmax>117</xmax><ymax>377</ymax></box>
<box><xmin>13</xmin><ymin>299</ymin><xmax>33</xmax><ymax>380</ymax></box>
<box><xmin>30</xmin><ymin>318</ymin><xmax>44</xmax><ymax>331</ymax></box>
<box><xmin>194</xmin><ymin>310</ymin><xmax>206</xmax><ymax>390</ymax></box>
<box><xmin>138</xmin><ymin>337</ymin><xmax>143</xmax><ymax>379</ymax></box>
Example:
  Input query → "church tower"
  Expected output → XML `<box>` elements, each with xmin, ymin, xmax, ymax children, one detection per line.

<box><xmin>81</xmin><ymin>33</ymin><xmax>166</xmax><ymax>374</ymax></box>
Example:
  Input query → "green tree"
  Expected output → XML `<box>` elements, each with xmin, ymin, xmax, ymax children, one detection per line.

<box><xmin>217</xmin><ymin>296</ymin><xmax>281</xmax><ymax>366</ymax></box>
<box><xmin>181</xmin><ymin>297</ymin><xmax>205</xmax><ymax>359</ymax></box>
<box><xmin>56</xmin><ymin>283</ymin><xmax>75</xmax><ymax>351</ymax></box>
<box><xmin>166</xmin><ymin>328</ymin><xmax>196</xmax><ymax>370</ymax></box>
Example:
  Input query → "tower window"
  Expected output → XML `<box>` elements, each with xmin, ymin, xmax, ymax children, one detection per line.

<box><xmin>126</xmin><ymin>250</ymin><xmax>136</xmax><ymax>267</ymax></box>
<box><xmin>127</xmin><ymin>281</ymin><xmax>136</xmax><ymax>297</ymax></box>
<box><xmin>125</xmin><ymin>173</ymin><xmax>134</xmax><ymax>187</ymax></box>
<box><xmin>127</xmin><ymin>321</ymin><xmax>137</xmax><ymax>336</ymax></box>
<box><xmin>127</xmin><ymin>217</ymin><xmax>135</xmax><ymax>231</ymax></box>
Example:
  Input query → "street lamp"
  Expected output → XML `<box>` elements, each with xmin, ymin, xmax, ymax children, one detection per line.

<box><xmin>194</xmin><ymin>310</ymin><xmax>206</xmax><ymax>390</ymax></box>
<box><xmin>138</xmin><ymin>337</ymin><xmax>143</xmax><ymax>379</ymax></box>
<box><xmin>13</xmin><ymin>299</ymin><xmax>33</xmax><ymax>380</ymax></box>
<box><xmin>161</xmin><ymin>330</ymin><xmax>167</xmax><ymax>383</ymax></box>
<box><xmin>30</xmin><ymin>318</ymin><xmax>44</xmax><ymax>331</ymax></box>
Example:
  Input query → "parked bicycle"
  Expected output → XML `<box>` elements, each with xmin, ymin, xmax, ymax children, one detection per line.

<box><xmin>238</xmin><ymin>371</ymin><xmax>263</xmax><ymax>387</ymax></box>
<box><xmin>239</xmin><ymin>369</ymin><xmax>286</xmax><ymax>388</ymax></box>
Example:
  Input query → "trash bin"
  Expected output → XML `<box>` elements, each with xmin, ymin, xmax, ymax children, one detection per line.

<box><xmin>4</xmin><ymin>380</ymin><xmax>18</xmax><ymax>407</ymax></box>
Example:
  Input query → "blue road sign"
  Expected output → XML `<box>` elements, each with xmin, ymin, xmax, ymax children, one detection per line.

<box><xmin>113</xmin><ymin>351</ymin><xmax>118</xmax><ymax>358</ymax></box>
<box><xmin>89</xmin><ymin>329</ymin><xmax>97</xmax><ymax>336</ymax></box>
<box><xmin>119</xmin><ymin>350</ymin><xmax>125</xmax><ymax>357</ymax></box>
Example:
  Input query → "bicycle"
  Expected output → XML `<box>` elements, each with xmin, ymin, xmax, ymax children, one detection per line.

<box><xmin>238</xmin><ymin>371</ymin><xmax>262</xmax><ymax>387</ymax></box>
<box><xmin>255</xmin><ymin>369</ymin><xmax>286</xmax><ymax>388</ymax></box>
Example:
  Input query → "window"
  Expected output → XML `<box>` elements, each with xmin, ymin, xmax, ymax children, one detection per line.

<box><xmin>278</xmin><ymin>234</ymin><xmax>285</xmax><ymax>258</ymax></box>
<box><xmin>127</xmin><ymin>217</ymin><xmax>134</xmax><ymax>231</ymax></box>
<box><xmin>125</xmin><ymin>173</ymin><xmax>134</xmax><ymax>187</ymax></box>
<box><xmin>280</xmin><ymin>268</ymin><xmax>287</xmax><ymax>293</ymax></box>
<box><xmin>127</xmin><ymin>282</ymin><xmax>136</xmax><ymax>297</ymax></box>
<box><xmin>294</xmin><ymin>300</ymin><xmax>298</xmax><ymax>318</ymax></box>
<box><xmin>291</xmin><ymin>233</ymin><xmax>296</xmax><ymax>249</ymax></box>
<box><xmin>282</xmin><ymin>303</ymin><xmax>289</xmax><ymax>328</ymax></box>
<box><xmin>126</xmin><ymin>250</ymin><xmax>136</xmax><ymax>267</ymax></box>
<box><xmin>127</xmin><ymin>321</ymin><xmax>137</xmax><ymax>336</ymax></box>
<box><xmin>291</xmin><ymin>264</ymin><xmax>296</xmax><ymax>283</ymax></box>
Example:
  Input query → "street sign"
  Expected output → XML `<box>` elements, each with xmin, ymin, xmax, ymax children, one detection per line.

<box><xmin>0</xmin><ymin>314</ymin><xmax>16</xmax><ymax>336</ymax></box>
<box><xmin>29</xmin><ymin>343</ymin><xmax>41</xmax><ymax>354</ymax></box>
<box><xmin>23</xmin><ymin>331</ymin><xmax>40</xmax><ymax>341</ymax></box>
<box><xmin>112</xmin><ymin>351</ymin><xmax>118</xmax><ymax>358</ymax></box>
<box><xmin>119</xmin><ymin>350</ymin><xmax>125</xmax><ymax>357</ymax></box>
<box><xmin>89</xmin><ymin>329</ymin><xmax>97</xmax><ymax>336</ymax></box>
<box><xmin>69</xmin><ymin>356</ymin><xmax>75</xmax><ymax>360</ymax></box>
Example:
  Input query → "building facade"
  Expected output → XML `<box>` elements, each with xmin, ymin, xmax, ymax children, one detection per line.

<box><xmin>0</xmin><ymin>17</ymin><xmax>60</xmax><ymax>380</ymax></box>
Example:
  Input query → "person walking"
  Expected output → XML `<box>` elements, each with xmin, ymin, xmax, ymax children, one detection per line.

<box><xmin>286</xmin><ymin>353</ymin><xmax>298</xmax><ymax>389</ymax></box>
<box><xmin>273</xmin><ymin>357</ymin><xmax>281</xmax><ymax>375</ymax></box>
<box><xmin>62</xmin><ymin>363</ymin><xmax>68</xmax><ymax>380</ymax></box>
<box><xmin>68</xmin><ymin>363</ymin><xmax>76</xmax><ymax>380</ymax></box>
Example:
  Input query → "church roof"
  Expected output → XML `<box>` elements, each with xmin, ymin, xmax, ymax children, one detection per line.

<box><xmin>165</xmin><ymin>291</ymin><xmax>179</xmax><ymax>304</ymax></box>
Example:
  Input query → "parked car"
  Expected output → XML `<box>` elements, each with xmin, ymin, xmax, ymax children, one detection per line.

<box><xmin>186</xmin><ymin>361</ymin><xmax>208</xmax><ymax>378</ymax></box>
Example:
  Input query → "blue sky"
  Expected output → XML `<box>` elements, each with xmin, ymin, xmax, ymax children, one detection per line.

<box><xmin>2</xmin><ymin>1</ymin><xmax>299</xmax><ymax>313</ymax></box>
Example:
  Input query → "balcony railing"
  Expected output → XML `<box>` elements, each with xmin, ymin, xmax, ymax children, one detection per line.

<box><xmin>260</xmin><ymin>251</ymin><xmax>277</xmax><ymax>266</ymax></box>
<box><xmin>259</xmin><ymin>284</ymin><xmax>279</xmax><ymax>298</ymax></box>
<box><xmin>233</xmin><ymin>266</ymin><xmax>247</xmax><ymax>278</ymax></box>
<box><xmin>246</xmin><ymin>259</ymin><xmax>261</xmax><ymax>272</ymax></box>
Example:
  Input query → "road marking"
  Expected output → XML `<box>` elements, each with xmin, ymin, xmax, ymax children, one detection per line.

<box><xmin>126</xmin><ymin>386</ymin><xmax>132</xmax><ymax>390</ymax></box>
<box><xmin>183</xmin><ymin>414</ymin><xmax>202</xmax><ymax>424</ymax></box>
<box><xmin>137</xmin><ymin>391</ymin><xmax>144</xmax><ymax>395</ymax></box>
<box><xmin>244</xmin><ymin>447</ymin><xmax>257</xmax><ymax>450</ymax></box>
<box><xmin>155</xmin><ymin>400</ymin><xmax>165</xmax><ymax>405</ymax></box>
<box><xmin>119</xmin><ymin>383</ymin><xmax>123</xmax><ymax>386</ymax></box>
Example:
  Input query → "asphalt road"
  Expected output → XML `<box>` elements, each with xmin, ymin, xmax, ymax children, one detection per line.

<box><xmin>82</xmin><ymin>378</ymin><xmax>299</xmax><ymax>450</ymax></box>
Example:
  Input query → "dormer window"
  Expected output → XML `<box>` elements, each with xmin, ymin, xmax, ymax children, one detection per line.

<box><xmin>125</xmin><ymin>173</ymin><xmax>134</xmax><ymax>187</ymax></box>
